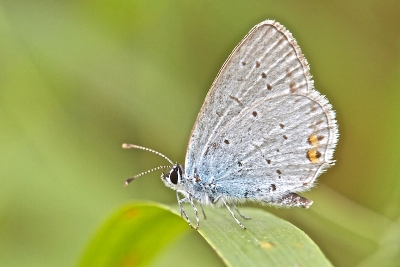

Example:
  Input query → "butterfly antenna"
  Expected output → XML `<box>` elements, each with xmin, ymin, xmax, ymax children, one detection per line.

<box><xmin>124</xmin><ymin>165</ymin><xmax>171</xmax><ymax>186</ymax></box>
<box><xmin>122</xmin><ymin>143</ymin><xmax>174</xmax><ymax>165</ymax></box>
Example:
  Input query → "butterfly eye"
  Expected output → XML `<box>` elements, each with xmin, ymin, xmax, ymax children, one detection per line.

<box><xmin>169</xmin><ymin>170</ymin><xmax>178</xmax><ymax>184</ymax></box>
<box><xmin>169</xmin><ymin>165</ymin><xmax>182</xmax><ymax>185</ymax></box>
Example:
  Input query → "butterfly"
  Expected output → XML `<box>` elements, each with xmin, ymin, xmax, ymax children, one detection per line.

<box><xmin>123</xmin><ymin>20</ymin><xmax>338</xmax><ymax>230</ymax></box>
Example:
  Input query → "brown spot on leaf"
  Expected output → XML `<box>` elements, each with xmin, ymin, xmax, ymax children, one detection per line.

<box><xmin>260</xmin><ymin>241</ymin><xmax>275</xmax><ymax>250</ymax></box>
<box><xmin>123</xmin><ymin>208</ymin><xmax>140</xmax><ymax>220</ymax></box>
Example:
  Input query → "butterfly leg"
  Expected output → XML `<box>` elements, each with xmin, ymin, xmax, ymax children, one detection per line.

<box><xmin>188</xmin><ymin>195</ymin><xmax>200</xmax><ymax>230</ymax></box>
<box><xmin>221</xmin><ymin>198</ymin><xmax>246</xmax><ymax>230</ymax></box>
<box><xmin>176</xmin><ymin>191</ymin><xmax>185</xmax><ymax>217</ymax></box>
<box><xmin>176</xmin><ymin>191</ymin><xmax>200</xmax><ymax>230</ymax></box>
<box><xmin>232</xmin><ymin>203</ymin><xmax>251</xmax><ymax>220</ymax></box>
<box><xmin>176</xmin><ymin>191</ymin><xmax>190</xmax><ymax>222</ymax></box>
<box><xmin>200</xmin><ymin>204</ymin><xmax>207</xmax><ymax>219</ymax></box>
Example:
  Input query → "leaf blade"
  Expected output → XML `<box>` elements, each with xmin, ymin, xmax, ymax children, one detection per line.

<box><xmin>79</xmin><ymin>202</ymin><xmax>189</xmax><ymax>267</ymax></box>
<box><xmin>195</xmin><ymin>207</ymin><xmax>332</xmax><ymax>266</ymax></box>
<box><xmin>79</xmin><ymin>202</ymin><xmax>332</xmax><ymax>267</ymax></box>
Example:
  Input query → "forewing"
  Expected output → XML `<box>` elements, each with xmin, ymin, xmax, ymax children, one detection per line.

<box><xmin>184</xmin><ymin>20</ymin><xmax>338</xmax><ymax>196</ymax></box>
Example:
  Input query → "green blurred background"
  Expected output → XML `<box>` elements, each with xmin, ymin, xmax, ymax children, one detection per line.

<box><xmin>1</xmin><ymin>1</ymin><xmax>400</xmax><ymax>266</ymax></box>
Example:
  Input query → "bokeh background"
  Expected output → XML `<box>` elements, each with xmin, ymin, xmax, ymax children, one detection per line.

<box><xmin>1</xmin><ymin>1</ymin><xmax>400</xmax><ymax>266</ymax></box>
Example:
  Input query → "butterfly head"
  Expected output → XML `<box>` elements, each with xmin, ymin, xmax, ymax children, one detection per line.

<box><xmin>162</xmin><ymin>164</ymin><xmax>185</xmax><ymax>190</ymax></box>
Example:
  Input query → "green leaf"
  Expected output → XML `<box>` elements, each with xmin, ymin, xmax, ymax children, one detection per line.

<box><xmin>79</xmin><ymin>202</ymin><xmax>332</xmax><ymax>267</ymax></box>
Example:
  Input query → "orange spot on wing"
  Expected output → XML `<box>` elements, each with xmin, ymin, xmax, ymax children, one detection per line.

<box><xmin>308</xmin><ymin>134</ymin><xmax>319</xmax><ymax>146</ymax></box>
<box><xmin>307</xmin><ymin>149</ymin><xmax>321</xmax><ymax>163</ymax></box>
<box><xmin>308</xmin><ymin>134</ymin><xmax>324</xmax><ymax>147</ymax></box>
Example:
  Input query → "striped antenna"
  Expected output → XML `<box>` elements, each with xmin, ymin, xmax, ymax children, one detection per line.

<box><xmin>122</xmin><ymin>143</ymin><xmax>174</xmax><ymax>186</ymax></box>
<box><xmin>122</xmin><ymin>143</ymin><xmax>174</xmax><ymax>165</ymax></box>
<box><xmin>124</xmin><ymin>165</ymin><xmax>171</xmax><ymax>186</ymax></box>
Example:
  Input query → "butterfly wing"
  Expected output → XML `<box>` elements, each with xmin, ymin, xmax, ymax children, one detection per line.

<box><xmin>185</xmin><ymin>20</ymin><xmax>338</xmax><ymax>201</ymax></box>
